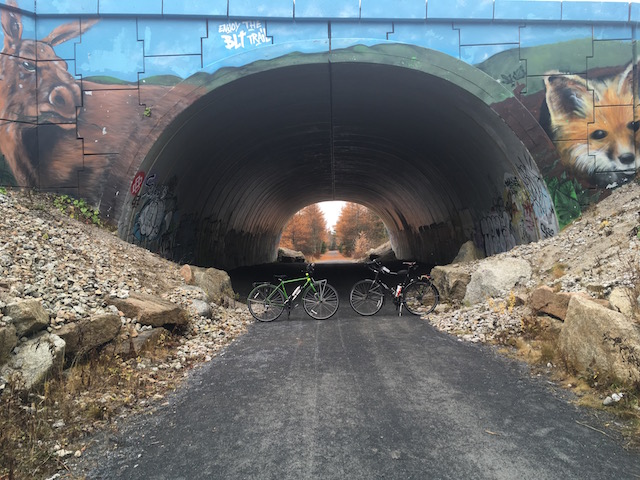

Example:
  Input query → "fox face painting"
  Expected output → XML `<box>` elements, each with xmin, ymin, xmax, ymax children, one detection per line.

<box><xmin>544</xmin><ymin>64</ymin><xmax>639</xmax><ymax>188</ymax></box>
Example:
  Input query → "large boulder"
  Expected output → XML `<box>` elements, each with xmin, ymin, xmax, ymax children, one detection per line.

<box><xmin>1</xmin><ymin>332</ymin><xmax>65</xmax><ymax>391</ymax></box>
<box><xmin>530</xmin><ymin>286</ymin><xmax>611</xmax><ymax>321</ymax></box>
<box><xmin>188</xmin><ymin>299</ymin><xmax>212</xmax><ymax>318</ymax></box>
<box><xmin>108</xmin><ymin>327</ymin><xmax>169</xmax><ymax>357</ymax></box>
<box><xmin>463</xmin><ymin>257</ymin><xmax>532</xmax><ymax>305</ymax></box>
<box><xmin>451</xmin><ymin>240</ymin><xmax>484</xmax><ymax>264</ymax></box>
<box><xmin>4</xmin><ymin>299</ymin><xmax>49</xmax><ymax>337</ymax></box>
<box><xmin>277</xmin><ymin>247</ymin><xmax>305</xmax><ymax>263</ymax></box>
<box><xmin>529</xmin><ymin>286</ymin><xmax>573</xmax><ymax>320</ymax></box>
<box><xmin>559</xmin><ymin>295</ymin><xmax>640</xmax><ymax>385</ymax></box>
<box><xmin>430</xmin><ymin>265</ymin><xmax>472</xmax><ymax>303</ymax></box>
<box><xmin>108</xmin><ymin>293</ymin><xmax>189</xmax><ymax>327</ymax></box>
<box><xmin>0</xmin><ymin>324</ymin><xmax>18</xmax><ymax>365</ymax></box>
<box><xmin>608</xmin><ymin>286</ymin><xmax>637</xmax><ymax>318</ymax></box>
<box><xmin>56</xmin><ymin>314</ymin><xmax>122</xmax><ymax>357</ymax></box>
<box><xmin>180</xmin><ymin>265</ymin><xmax>235</xmax><ymax>304</ymax></box>
<box><xmin>193</xmin><ymin>268</ymin><xmax>235</xmax><ymax>304</ymax></box>
<box><xmin>365</xmin><ymin>241</ymin><xmax>397</xmax><ymax>262</ymax></box>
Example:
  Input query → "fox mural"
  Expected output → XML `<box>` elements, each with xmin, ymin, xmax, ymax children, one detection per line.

<box><xmin>543</xmin><ymin>64</ymin><xmax>639</xmax><ymax>189</ymax></box>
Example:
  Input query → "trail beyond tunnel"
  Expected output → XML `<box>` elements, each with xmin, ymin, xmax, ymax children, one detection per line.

<box><xmin>119</xmin><ymin>58</ymin><xmax>557</xmax><ymax>270</ymax></box>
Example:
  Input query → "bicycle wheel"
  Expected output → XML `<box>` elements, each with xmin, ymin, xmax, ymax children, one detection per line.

<box><xmin>349</xmin><ymin>279</ymin><xmax>384</xmax><ymax>316</ymax></box>
<box><xmin>403</xmin><ymin>281</ymin><xmax>439</xmax><ymax>316</ymax></box>
<box><xmin>247</xmin><ymin>284</ymin><xmax>285</xmax><ymax>322</ymax></box>
<box><xmin>303</xmin><ymin>280</ymin><xmax>339</xmax><ymax>320</ymax></box>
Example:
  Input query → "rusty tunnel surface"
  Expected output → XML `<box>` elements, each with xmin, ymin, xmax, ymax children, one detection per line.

<box><xmin>123</xmin><ymin>60</ymin><xmax>552</xmax><ymax>270</ymax></box>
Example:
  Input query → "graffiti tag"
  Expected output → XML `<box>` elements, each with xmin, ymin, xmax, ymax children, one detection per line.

<box><xmin>130</xmin><ymin>171</ymin><xmax>145</xmax><ymax>196</ymax></box>
<box><xmin>219</xmin><ymin>21</ymin><xmax>269</xmax><ymax>50</ymax></box>
<box><xmin>514</xmin><ymin>153</ymin><xmax>558</xmax><ymax>238</ymax></box>
<box><xmin>133</xmin><ymin>183</ymin><xmax>176</xmax><ymax>243</ymax></box>
<box><xmin>480</xmin><ymin>210</ymin><xmax>517</xmax><ymax>257</ymax></box>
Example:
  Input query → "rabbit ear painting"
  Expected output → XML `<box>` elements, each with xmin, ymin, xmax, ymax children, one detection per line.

<box><xmin>544</xmin><ymin>64</ymin><xmax>639</xmax><ymax>189</ymax></box>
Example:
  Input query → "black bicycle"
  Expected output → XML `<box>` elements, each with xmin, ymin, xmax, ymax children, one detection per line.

<box><xmin>349</xmin><ymin>259</ymin><xmax>439</xmax><ymax>316</ymax></box>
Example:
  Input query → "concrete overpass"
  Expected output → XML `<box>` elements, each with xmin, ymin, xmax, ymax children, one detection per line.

<box><xmin>0</xmin><ymin>0</ymin><xmax>638</xmax><ymax>269</ymax></box>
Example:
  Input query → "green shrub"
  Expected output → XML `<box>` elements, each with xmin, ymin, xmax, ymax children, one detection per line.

<box><xmin>53</xmin><ymin>194</ymin><xmax>102</xmax><ymax>226</ymax></box>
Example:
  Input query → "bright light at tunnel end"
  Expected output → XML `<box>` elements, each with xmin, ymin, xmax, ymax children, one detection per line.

<box><xmin>318</xmin><ymin>201</ymin><xmax>346</xmax><ymax>230</ymax></box>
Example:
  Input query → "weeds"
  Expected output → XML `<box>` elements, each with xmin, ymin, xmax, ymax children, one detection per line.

<box><xmin>52</xmin><ymin>194</ymin><xmax>102</xmax><ymax>227</ymax></box>
<box><xmin>487</xmin><ymin>291</ymin><xmax>516</xmax><ymax>316</ymax></box>
<box><xmin>550</xmin><ymin>262</ymin><xmax>567</xmax><ymax>279</ymax></box>
<box><xmin>0</xmin><ymin>333</ymin><xmax>182</xmax><ymax>479</ymax></box>
<box><xmin>514</xmin><ymin>313</ymin><xmax>640</xmax><ymax>449</ymax></box>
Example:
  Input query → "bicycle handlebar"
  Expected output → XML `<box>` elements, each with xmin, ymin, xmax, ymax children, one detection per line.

<box><xmin>366</xmin><ymin>259</ymin><xmax>418</xmax><ymax>275</ymax></box>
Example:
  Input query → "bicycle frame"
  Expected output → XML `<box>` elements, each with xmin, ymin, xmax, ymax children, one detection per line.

<box><xmin>270</xmin><ymin>274</ymin><xmax>317</xmax><ymax>306</ymax></box>
<box><xmin>365</xmin><ymin>261</ymin><xmax>420</xmax><ymax>314</ymax></box>
<box><xmin>369</xmin><ymin>263</ymin><xmax>414</xmax><ymax>296</ymax></box>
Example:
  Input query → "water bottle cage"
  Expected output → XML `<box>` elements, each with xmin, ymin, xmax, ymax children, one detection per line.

<box><xmin>291</xmin><ymin>285</ymin><xmax>302</xmax><ymax>301</ymax></box>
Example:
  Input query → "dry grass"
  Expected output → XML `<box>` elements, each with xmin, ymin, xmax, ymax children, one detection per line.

<box><xmin>619</xmin><ymin>250</ymin><xmax>640</xmax><ymax>324</ymax></box>
<box><xmin>0</xmin><ymin>332</ymin><xmax>189</xmax><ymax>480</ymax></box>
<box><xmin>507</xmin><ymin>314</ymin><xmax>640</xmax><ymax>449</ymax></box>
<box><xmin>549</xmin><ymin>262</ymin><xmax>568</xmax><ymax>280</ymax></box>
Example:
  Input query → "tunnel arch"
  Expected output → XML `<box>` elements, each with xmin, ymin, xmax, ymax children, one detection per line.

<box><xmin>118</xmin><ymin>45</ymin><xmax>558</xmax><ymax>270</ymax></box>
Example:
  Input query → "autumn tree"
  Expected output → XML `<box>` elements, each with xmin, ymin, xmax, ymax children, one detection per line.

<box><xmin>335</xmin><ymin>203</ymin><xmax>388</xmax><ymax>257</ymax></box>
<box><xmin>279</xmin><ymin>204</ymin><xmax>328</xmax><ymax>257</ymax></box>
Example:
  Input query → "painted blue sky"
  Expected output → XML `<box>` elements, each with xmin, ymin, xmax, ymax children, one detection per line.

<box><xmin>0</xmin><ymin>2</ymin><xmax>634</xmax><ymax>80</ymax></box>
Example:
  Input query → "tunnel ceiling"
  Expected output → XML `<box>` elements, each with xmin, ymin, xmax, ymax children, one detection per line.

<box><xmin>137</xmin><ymin>61</ymin><xmax>538</xmax><ymax>269</ymax></box>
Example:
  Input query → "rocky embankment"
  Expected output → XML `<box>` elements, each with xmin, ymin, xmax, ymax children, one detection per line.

<box><xmin>0</xmin><ymin>191</ymin><xmax>253</xmax><ymax>392</ymax></box>
<box><xmin>426</xmin><ymin>182</ymin><xmax>640</xmax><ymax>389</ymax></box>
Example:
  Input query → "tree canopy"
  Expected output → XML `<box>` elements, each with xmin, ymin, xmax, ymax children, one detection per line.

<box><xmin>279</xmin><ymin>204</ymin><xmax>327</xmax><ymax>257</ymax></box>
<box><xmin>334</xmin><ymin>203</ymin><xmax>388</xmax><ymax>257</ymax></box>
<box><xmin>280</xmin><ymin>202</ymin><xmax>388</xmax><ymax>258</ymax></box>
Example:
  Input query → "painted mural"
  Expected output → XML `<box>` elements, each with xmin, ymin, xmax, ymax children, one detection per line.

<box><xmin>0</xmin><ymin>0</ymin><xmax>637</xmax><ymax>259</ymax></box>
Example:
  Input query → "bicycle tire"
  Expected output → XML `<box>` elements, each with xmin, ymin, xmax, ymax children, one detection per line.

<box><xmin>349</xmin><ymin>279</ymin><xmax>385</xmax><ymax>316</ymax></box>
<box><xmin>303</xmin><ymin>281</ymin><xmax>339</xmax><ymax>320</ymax></box>
<box><xmin>403</xmin><ymin>281</ymin><xmax>439</xmax><ymax>316</ymax></box>
<box><xmin>247</xmin><ymin>283</ymin><xmax>285</xmax><ymax>322</ymax></box>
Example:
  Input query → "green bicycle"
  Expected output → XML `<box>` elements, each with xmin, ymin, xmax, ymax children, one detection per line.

<box><xmin>247</xmin><ymin>263</ymin><xmax>340</xmax><ymax>321</ymax></box>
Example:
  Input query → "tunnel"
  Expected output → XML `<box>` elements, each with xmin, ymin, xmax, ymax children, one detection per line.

<box><xmin>119</xmin><ymin>52</ymin><xmax>556</xmax><ymax>271</ymax></box>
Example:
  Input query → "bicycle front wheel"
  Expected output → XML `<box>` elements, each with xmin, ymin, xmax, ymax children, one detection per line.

<box><xmin>247</xmin><ymin>284</ymin><xmax>285</xmax><ymax>322</ymax></box>
<box><xmin>349</xmin><ymin>279</ymin><xmax>384</xmax><ymax>316</ymax></box>
<box><xmin>403</xmin><ymin>281</ymin><xmax>439</xmax><ymax>316</ymax></box>
<box><xmin>303</xmin><ymin>281</ymin><xmax>339</xmax><ymax>320</ymax></box>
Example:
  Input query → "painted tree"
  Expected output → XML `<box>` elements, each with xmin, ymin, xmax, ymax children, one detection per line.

<box><xmin>280</xmin><ymin>204</ymin><xmax>328</xmax><ymax>257</ymax></box>
<box><xmin>335</xmin><ymin>203</ymin><xmax>388</xmax><ymax>256</ymax></box>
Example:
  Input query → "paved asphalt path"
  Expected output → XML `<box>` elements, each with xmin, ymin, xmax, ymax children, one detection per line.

<box><xmin>76</xmin><ymin>263</ymin><xmax>640</xmax><ymax>479</ymax></box>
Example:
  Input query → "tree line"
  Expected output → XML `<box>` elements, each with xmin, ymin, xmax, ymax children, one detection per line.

<box><xmin>279</xmin><ymin>202</ymin><xmax>388</xmax><ymax>258</ymax></box>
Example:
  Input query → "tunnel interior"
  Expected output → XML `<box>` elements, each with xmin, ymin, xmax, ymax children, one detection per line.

<box><xmin>124</xmin><ymin>59</ymin><xmax>550</xmax><ymax>270</ymax></box>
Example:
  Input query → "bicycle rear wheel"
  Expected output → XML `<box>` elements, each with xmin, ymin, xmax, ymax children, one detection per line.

<box><xmin>349</xmin><ymin>279</ymin><xmax>384</xmax><ymax>316</ymax></box>
<box><xmin>303</xmin><ymin>280</ymin><xmax>339</xmax><ymax>320</ymax></box>
<box><xmin>403</xmin><ymin>281</ymin><xmax>439</xmax><ymax>316</ymax></box>
<box><xmin>247</xmin><ymin>284</ymin><xmax>285</xmax><ymax>322</ymax></box>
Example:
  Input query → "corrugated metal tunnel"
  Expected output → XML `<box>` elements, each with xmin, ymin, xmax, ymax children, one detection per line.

<box><xmin>123</xmin><ymin>61</ymin><xmax>554</xmax><ymax>270</ymax></box>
